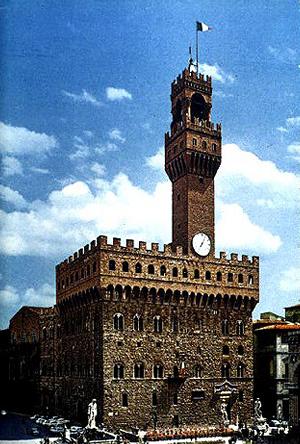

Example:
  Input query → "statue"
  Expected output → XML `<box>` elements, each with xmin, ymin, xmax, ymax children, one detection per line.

<box><xmin>254</xmin><ymin>398</ymin><xmax>263</xmax><ymax>420</ymax></box>
<box><xmin>87</xmin><ymin>399</ymin><xmax>97</xmax><ymax>429</ymax></box>
<box><xmin>220</xmin><ymin>402</ymin><xmax>228</xmax><ymax>425</ymax></box>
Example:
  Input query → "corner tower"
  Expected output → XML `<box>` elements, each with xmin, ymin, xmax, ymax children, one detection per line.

<box><xmin>165</xmin><ymin>64</ymin><xmax>222</xmax><ymax>255</ymax></box>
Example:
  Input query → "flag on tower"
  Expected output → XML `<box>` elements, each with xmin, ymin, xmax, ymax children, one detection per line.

<box><xmin>196</xmin><ymin>21</ymin><xmax>212</xmax><ymax>32</ymax></box>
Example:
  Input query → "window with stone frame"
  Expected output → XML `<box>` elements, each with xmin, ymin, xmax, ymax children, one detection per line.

<box><xmin>148</xmin><ymin>264</ymin><xmax>155</xmax><ymax>274</ymax></box>
<box><xmin>227</xmin><ymin>272</ymin><xmax>233</xmax><ymax>282</ymax></box>
<box><xmin>182</xmin><ymin>267</ymin><xmax>188</xmax><ymax>278</ymax></box>
<box><xmin>153</xmin><ymin>315</ymin><xmax>163</xmax><ymax>333</ymax></box>
<box><xmin>238</xmin><ymin>273</ymin><xmax>243</xmax><ymax>283</ymax></box>
<box><xmin>152</xmin><ymin>391</ymin><xmax>157</xmax><ymax>406</ymax></box>
<box><xmin>171</xmin><ymin>314</ymin><xmax>179</xmax><ymax>332</ymax></box>
<box><xmin>222</xmin><ymin>345</ymin><xmax>229</xmax><ymax>356</ymax></box>
<box><xmin>160</xmin><ymin>265</ymin><xmax>166</xmax><ymax>276</ymax></box>
<box><xmin>216</xmin><ymin>271</ymin><xmax>222</xmax><ymax>281</ymax></box>
<box><xmin>122</xmin><ymin>392</ymin><xmax>128</xmax><ymax>407</ymax></box>
<box><xmin>133</xmin><ymin>314</ymin><xmax>143</xmax><ymax>332</ymax></box>
<box><xmin>221</xmin><ymin>363</ymin><xmax>230</xmax><ymax>379</ymax></box>
<box><xmin>122</xmin><ymin>261</ymin><xmax>129</xmax><ymax>272</ymax></box>
<box><xmin>153</xmin><ymin>364</ymin><xmax>164</xmax><ymax>379</ymax></box>
<box><xmin>248</xmin><ymin>275</ymin><xmax>254</xmax><ymax>285</ymax></box>
<box><xmin>194</xmin><ymin>269</ymin><xmax>200</xmax><ymax>279</ymax></box>
<box><xmin>135</xmin><ymin>262</ymin><xmax>142</xmax><ymax>273</ymax></box>
<box><xmin>113</xmin><ymin>363</ymin><xmax>124</xmax><ymax>379</ymax></box>
<box><xmin>238</xmin><ymin>345</ymin><xmax>244</xmax><ymax>356</ymax></box>
<box><xmin>134</xmin><ymin>363</ymin><xmax>144</xmax><ymax>379</ymax></box>
<box><xmin>172</xmin><ymin>267</ymin><xmax>178</xmax><ymax>277</ymax></box>
<box><xmin>113</xmin><ymin>313</ymin><xmax>124</xmax><ymax>331</ymax></box>
<box><xmin>237</xmin><ymin>363</ymin><xmax>245</xmax><ymax>378</ymax></box>
<box><xmin>221</xmin><ymin>319</ymin><xmax>229</xmax><ymax>336</ymax></box>
<box><xmin>194</xmin><ymin>364</ymin><xmax>203</xmax><ymax>378</ymax></box>
<box><xmin>205</xmin><ymin>270</ymin><xmax>211</xmax><ymax>280</ymax></box>
<box><xmin>236</xmin><ymin>320</ymin><xmax>245</xmax><ymax>336</ymax></box>
<box><xmin>109</xmin><ymin>260</ymin><xmax>116</xmax><ymax>271</ymax></box>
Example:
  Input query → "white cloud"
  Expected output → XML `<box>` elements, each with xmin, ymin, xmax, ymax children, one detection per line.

<box><xmin>287</xmin><ymin>141</ymin><xmax>300</xmax><ymax>163</ymax></box>
<box><xmin>94</xmin><ymin>142</ymin><xmax>118</xmax><ymax>155</ymax></box>
<box><xmin>106</xmin><ymin>87</ymin><xmax>132</xmax><ymax>101</ymax></box>
<box><xmin>146</xmin><ymin>146</ymin><xmax>164</xmax><ymax>170</ymax></box>
<box><xmin>286</xmin><ymin>116</ymin><xmax>300</xmax><ymax>127</ymax></box>
<box><xmin>90</xmin><ymin>162</ymin><xmax>106</xmax><ymax>176</ymax></box>
<box><xmin>108</xmin><ymin>128</ymin><xmax>125</xmax><ymax>143</ymax></box>
<box><xmin>0</xmin><ymin>185</ymin><xmax>27</xmax><ymax>209</ymax></box>
<box><xmin>0</xmin><ymin>122</ymin><xmax>58</xmax><ymax>155</ymax></box>
<box><xmin>83</xmin><ymin>130</ymin><xmax>94</xmax><ymax>138</ymax></box>
<box><xmin>2</xmin><ymin>155</ymin><xmax>23</xmax><ymax>176</ymax></box>
<box><xmin>198</xmin><ymin>63</ymin><xmax>235</xmax><ymax>84</ymax></box>
<box><xmin>0</xmin><ymin>285</ymin><xmax>20</xmax><ymax>306</ymax></box>
<box><xmin>276</xmin><ymin>126</ymin><xmax>289</xmax><ymax>133</ymax></box>
<box><xmin>279</xmin><ymin>266</ymin><xmax>300</xmax><ymax>292</ymax></box>
<box><xmin>62</xmin><ymin>89</ymin><xmax>102</xmax><ymax>107</ymax></box>
<box><xmin>214</xmin><ymin>91</ymin><xmax>233</xmax><ymax>98</ymax></box>
<box><xmin>24</xmin><ymin>283</ymin><xmax>54</xmax><ymax>307</ymax></box>
<box><xmin>216</xmin><ymin>202</ymin><xmax>281</xmax><ymax>253</ymax></box>
<box><xmin>268</xmin><ymin>46</ymin><xmax>297</xmax><ymax>64</ymax></box>
<box><xmin>30</xmin><ymin>166</ymin><xmax>50</xmax><ymax>174</ymax></box>
<box><xmin>217</xmin><ymin>143</ymin><xmax>300</xmax><ymax>209</ymax></box>
<box><xmin>70</xmin><ymin>134</ymin><xmax>118</xmax><ymax>160</ymax></box>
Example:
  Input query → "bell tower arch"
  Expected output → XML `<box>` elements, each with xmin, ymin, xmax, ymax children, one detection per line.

<box><xmin>165</xmin><ymin>65</ymin><xmax>222</xmax><ymax>255</ymax></box>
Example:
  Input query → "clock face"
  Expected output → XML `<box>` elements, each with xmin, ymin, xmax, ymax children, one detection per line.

<box><xmin>192</xmin><ymin>233</ymin><xmax>211</xmax><ymax>257</ymax></box>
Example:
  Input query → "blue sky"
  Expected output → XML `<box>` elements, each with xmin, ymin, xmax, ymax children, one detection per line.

<box><xmin>0</xmin><ymin>0</ymin><xmax>299</xmax><ymax>328</ymax></box>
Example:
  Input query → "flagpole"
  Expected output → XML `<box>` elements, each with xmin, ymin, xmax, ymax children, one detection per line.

<box><xmin>196</xmin><ymin>24</ymin><xmax>199</xmax><ymax>74</ymax></box>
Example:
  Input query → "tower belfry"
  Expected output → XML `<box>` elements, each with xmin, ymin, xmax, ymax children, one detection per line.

<box><xmin>165</xmin><ymin>66</ymin><xmax>222</xmax><ymax>255</ymax></box>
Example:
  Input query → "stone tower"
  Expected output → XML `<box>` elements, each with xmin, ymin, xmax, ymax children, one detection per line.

<box><xmin>165</xmin><ymin>64</ymin><xmax>222</xmax><ymax>255</ymax></box>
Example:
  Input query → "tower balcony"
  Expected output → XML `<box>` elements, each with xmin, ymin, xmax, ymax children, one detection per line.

<box><xmin>165</xmin><ymin>118</ymin><xmax>221</xmax><ymax>145</ymax></box>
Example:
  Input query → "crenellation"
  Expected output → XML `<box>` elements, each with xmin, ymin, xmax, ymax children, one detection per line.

<box><xmin>68</xmin><ymin>256</ymin><xmax>73</xmax><ymax>263</ymax></box>
<box><xmin>242</xmin><ymin>254</ymin><xmax>249</xmax><ymax>263</ymax></box>
<box><xmin>126</xmin><ymin>239</ymin><xmax>134</xmax><ymax>248</ymax></box>
<box><xmin>84</xmin><ymin>244</ymin><xmax>89</xmax><ymax>253</ymax></box>
<box><xmin>90</xmin><ymin>240</ymin><xmax>96</xmax><ymax>249</ymax></box>
<box><xmin>79</xmin><ymin>248</ymin><xmax>83</xmax><ymax>257</ymax></box>
<box><xmin>113</xmin><ymin>237</ymin><xmax>121</xmax><ymax>247</ymax></box>
<box><xmin>98</xmin><ymin>235</ymin><xmax>107</xmax><ymax>246</ymax></box>
<box><xmin>74</xmin><ymin>252</ymin><xmax>78</xmax><ymax>260</ymax></box>
<box><xmin>231</xmin><ymin>253</ymin><xmax>238</xmax><ymax>262</ymax></box>
<box><xmin>220</xmin><ymin>251</ymin><xmax>227</xmax><ymax>259</ymax></box>
<box><xmin>139</xmin><ymin>241</ymin><xmax>147</xmax><ymax>250</ymax></box>
<box><xmin>151</xmin><ymin>242</ymin><xmax>159</xmax><ymax>252</ymax></box>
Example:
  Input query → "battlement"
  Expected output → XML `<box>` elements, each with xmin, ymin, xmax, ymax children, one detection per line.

<box><xmin>56</xmin><ymin>235</ymin><xmax>259</xmax><ymax>270</ymax></box>
<box><xmin>165</xmin><ymin>118</ymin><xmax>221</xmax><ymax>143</ymax></box>
<box><xmin>172</xmin><ymin>68</ymin><xmax>212</xmax><ymax>96</ymax></box>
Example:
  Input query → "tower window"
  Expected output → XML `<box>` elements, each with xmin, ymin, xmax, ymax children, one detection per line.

<box><xmin>182</xmin><ymin>268</ymin><xmax>188</xmax><ymax>278</ymax></box>
<box><xmin>173</xmin><ymin>393</ymin><xmax>178</xmax><ymax>405</ymax></box>
<box><xmin>205</xmin><ymin>270</ymin><xmax>211</xmax><ymax>280</ymax></box>
<box><xmin>223</xmin><ymin>345</ymin><xmax>229</xmax><ymax>356</ymax></box>
<box><xmin>238</xmin><ymin>273</ymin><xmax>243</xmax><ymax>283</ymax></box>
<box><xmin>216</xmin><ymin>271</ymin><xmax>222</xmax><ymax>281</ymax></box>
<box><xmin>177</xmin><ymin>194</ymin><xmax>180</xmax><ymax>201</ymax></box>
<box><xmin>75</xmin><ymin>271</ymin><xmax>79</xmax><ymax>281</ymax></box>
<box><xmin>191</xmin><ymin>93</ymin><xmax>210</xmax><ymax>122</ymax></box>
<box><xmin>236</xmin><ymin>320</ymin><xmax>245</xmax><ymax>336</ymax></box>
<box><xmin>122</xmin><ymin>261</ymin><xmax>129</xmax><ymax>272</ymax></box>
<box><xmin>172</xmin><ymin>267</ymin><xmax>178</xmax><ymax>277</ymax></box>
<box><xmin>160</xmin><ymin>265</ymin><xmax>166</xmax><ymax>276</ymax></box>
<box><xmin>154</xmin><ymin>315</ymin><xmax>162</xmax><ymax>333</ymax></box>
<box><xmin>202</xmin><ymin>140</ymin><xmax>207</xmax><ymax>150</ymax></box>
<box><xmin>134</xmin><ymin>363</ymin><xmax>144</xmax><ymax>379</ymax></box>
<box><xmin>239</xmin><ymin>390</ymin><xmax>244</xmax><ymax>402</ymax></box>
<box><xmin>113</xmin><ymin>313</ymin><xmax>124</xmax><ymax>331</ymax></box>
<box><xmin>192</xmin><ymin>138</ymin><xmax>197</xmax><ymax>146</ymax></box>
<box><xmin>81</xmin><ymin>268</ymin><xmax>84</xmax><ymax>278</ymax></box>
<box><xmin>194</xmin><ymin>365</ymin><xmax>203</xmax><ymax>378</ymax></box>
<box><xmin>113</xmin><ymin>363</ymin><xmax>124</xmax><ymax>379</ymax></box>
<box><xmin>122</xmin><ymin>393</ymin><xmax>128</xmax><ymax>407</ymax></box>
<box><xmin>171</xmin><ymin>315</ymin><xmax>179</xmax><ymax>332</ymax></box>
<box><xmin>109</xmin><ymin>260</ymin><xmax>116</xmax><ymax>271</ymax></box>
<box><xmin>212</xmin><ymin>143</ymin><xmax>217</xmax><ymax>152</ymax></box>
<box><xmin>153</xmin><ymin>364</ymin><xmax>164</xmax><ymax>379</ymax></box>
<box><xmin>133</xmin><ymin>314</ymin><xmax>143</xmax><ymax>332</ymax></box>
<box><xmin>93</xmin><ymin>261</ymin><xmax>97</xmax><ymax>273</ymax></box>
<box><xmin>237</xmin><ymin>363</ymin><xmax>245</xmax><ymax>378</ymax></box>
<box><xmin>192</xmin><ymin>390</ymin><xmax>205</xmax><ymax>400</ymax></box>
<box><xmin>152</xmin><ymin>391</ymin><xmax>157</xmax><ymax>406</ymax></box>
<box><xmin>135</xmin><ymin>262</ymin><xmax>142</xmax><ymax>273</ymax></box>
<box><xmin>148</xmin><ymin>264</ymin><xmax>155</xmax><ymax>274</ymax></box>
<box><xmin>87</xmin><ymin>265</ymin><xmax>90</xmax><ymax>276</ymax></box>
<box><xmin>248</xmin><ymin>275</ymin><xmax>254</xmax><ymax>285</ymax></box>
<box><xmin>70</xmin><ymin>274</ymin><xmax>73</xmax><ymax>284</ymax></box>
<box><xmin>238</xmin><ymin>345</ymin><xmax>244</xmax><ymax>355</ymax></box>
<box><xmin>222</xmin><ymin>319</ymin><xmax>229</xmax><ymax>336</ymax></box>
<box><xmin>221</xmin><ymin>363</ymin><xmax>230</xmax><ymax>379</ymax></box>
<box><xmin>227</xmin><ymin>272</ymin><xmax>233</xmax><ymax>282</ymax></box>
<box><xmin>194</xmin><ymin>269</ymin><xmax>200</xmax><ymax>279</ymax></box>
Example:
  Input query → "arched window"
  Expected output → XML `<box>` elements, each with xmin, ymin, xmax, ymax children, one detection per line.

<box><xmin>236</xmin><ymin>320</ymin><xmax>245</xmax><ymax>336</ymax></box>
<box><xmin>216</xmin><ymin>271</ymin><xmax>222</xmax><ymax>282</ymax></box>
<box><xmin>133</xmin><ymin>314</ymin><xmax>143</xmax><ymax>332</ymax></box>
<box><xmin>212</xmin><ymin>143</ymin><xmax>217</xmax><ymax>152</ymax></box>
<box><xmin>191</xmin><ymin>93</ymin><xmax>209</xmax><ymax>122</ymax></box>
<box><xmin>154</xmin><ymin>315</ymin><xmax>162</xmax><ymax>333</ymax></box>
<box><xmin>194</xmin><ymin>269</ymin><xmax>200</xmax><ymax>279</ymax></box>
<box><xmin>172</xmin><ymin>267</ymin><xmax>178</xmax><ymax>277</ymax></box>
<box><xmin>238</xmin><ymin>273</ymin><xmax>243</xmax><ymax>283</ymax></box>
<box><xmin>148</xmin><ymin>264</ymin><xmax>155</xmax><ymax>275</ymax></box>
<box><xmin>238</xmin><ymin>345</ymin><xmax>244</xmax><ymax>356</ymax></box>
<box><xmin>75</xmin><ymin>271</ymin><xmax>79</xmax><ymax>281</ymax></box>
<box><xmin>93</xmin><ymin>261</ymin><xmax>97</xmax><ymax>273</ymax></box>
<box><xmin>134</xmin><ymin>363</ymin><xmax>144</xmax><ymax>379</ymax></box>
<box><xmin>221</xmin><ymin>363</ymin><xmax>230</xmax><ymax>379</ymax></box>
<box><xmin>202</xmin><ymin>140</ymin><xmax>207</xmax><ymax>149</ymax></box>
<box><xmin>152</xmin><ymin>391</ymin><xmax>157</xmax><ymax>406</ymax></box>
<box><xmin>227</xmin><ymin>272</ymin><xmax>233</xmax><ymax>282</ymax></box>
<box><xmin>222</xmin><ymin>319</ymin><xmax>229</xmax><ymax>336</ymax></box>
<box><xmin>113</xmin><ymin>313</ymin><xmax>124</xmax><ymax>331</ymax></box>
<box><xmin>160</xmin><ymin>265</ymin><xmax>166</xmax><ymax>276</ymax></box>
<box><xmin>248</xmin><ymin>275</ymin><xmax>254</xmax><ymax>285</ymax></box>
<box><xmin>113</xmin><ymin>363</ymin><xmax>124</xmax><ymax>379</ymax></box>
<box><xmin>122</xmin><ymin>393</ymin><xmax>128</xmax><ymax>407</ymax></box>
<box><xmin>81</xmin><ymin>268</ymin><xmax>84</xmax><ymax>279</ymax></box>
<box><xmin>87</xmin><ymin>265</ymin><xmax>90</xmax><ymax>276</ymax></box>
<box><xmin>153</xmin><ymin>364</ymin><xmax>163</xmax><ymax>379</ymax></box>
<box><xmin>223</xmin><ymin>345</ymin><xmax>229</xmax><ymax>356</ymax></box>
<box><xmin>192</xmin><ymin>138</ymin><xmax>197</xmax><ymax>146</ymax></box>
<box><xmin>237</xmin><ymin>363</ymin><xmax>245</xmax><ymax>378</ymax></box>
<box><xmin>135</xmin><ymin>263</ymin><xmax>142</xmax><ymax>273</ymax></box>
<box><xmin>109</xmin><ymin>260</ymin><xmax>116</xmax><ymax>271</ymax></box>
<box><xmin>171</xmin><ymin>315</ymin><xmax>179</xmax><ymax>332</ymax></box>
<box><xmin>194</xmin><ymin>365</ymin><xmax>203</xmax><ymax>378</ymax></box>
<box><xmin>182</xmin><ymin>268</ymin><xmax>188</xmax><ymax>278</ymax></box>
<box><xmin>205</xmin><ymin>271</ymin><xmax>211</xmax><ymax>280</ymax></box>
<box><xmin>122</xmin><ymin>261</ymin><xmax>129</xmax><ymax>272</ymax></box>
